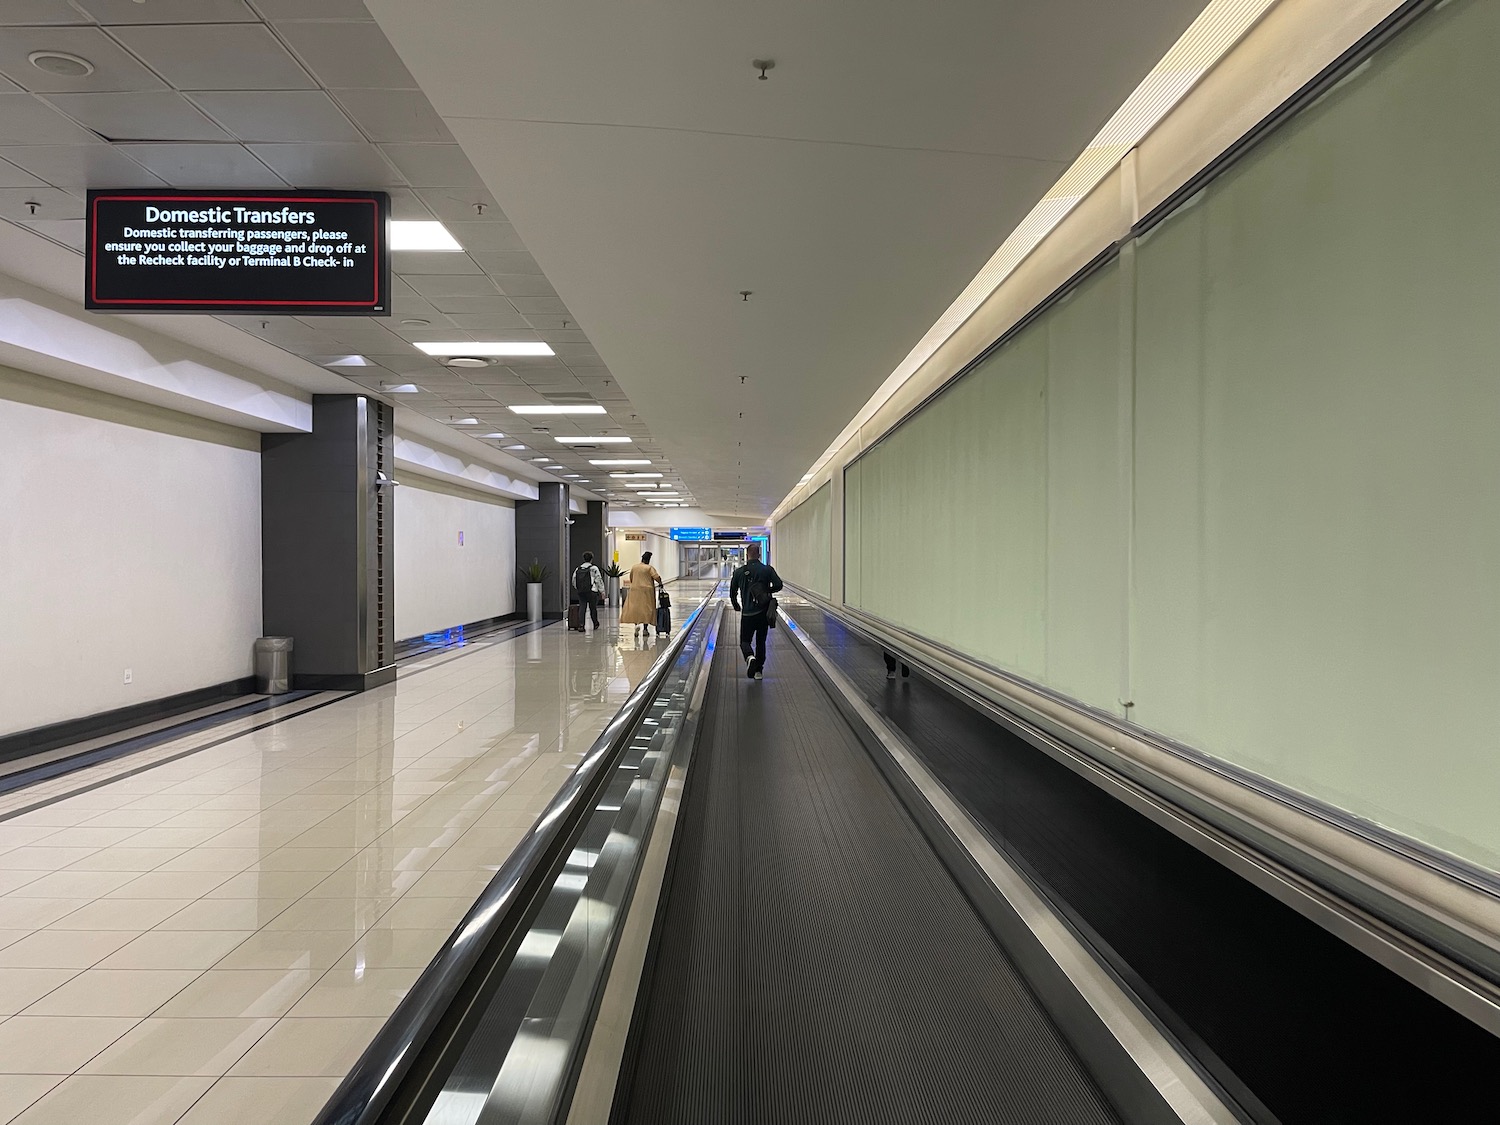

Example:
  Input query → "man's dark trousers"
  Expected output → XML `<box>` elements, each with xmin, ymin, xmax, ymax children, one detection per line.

<box><xmin>740</xmin><ymin>611</ymin><xmax>769</xmax><ymax>668</ymax></box>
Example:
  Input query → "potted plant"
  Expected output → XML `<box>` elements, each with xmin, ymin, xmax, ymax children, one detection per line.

<box><xmin>521</xmin><ymin>559</ymin><xmax>550</xmax><ymax>622</ymax></box>
<box><xmin>603</xmin><ymin>561</ymin><xmax>624</xmax><ymax>607</ymax></box>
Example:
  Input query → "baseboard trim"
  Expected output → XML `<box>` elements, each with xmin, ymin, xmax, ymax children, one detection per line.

<box><xmin>0</xmin><ymin>677</ymin><xmax>257</xmax><ymax>766</ymax></box>
<box><xmin>394</xmin><ymin>612</ymin><xmax>527</xmax><ymax>657</ymax></box>
<box><xmin>294</xmin><ymin>665</ymin><xmax>397</xmax><ymax>692</ymax></box>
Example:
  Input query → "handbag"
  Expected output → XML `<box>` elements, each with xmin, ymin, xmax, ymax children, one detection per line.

<box><xmin>765</xmin><ymin>595</ymin><xmax>779</xmax><ymax>628</ymax></box>
<box><xmin>658</xmin><ymin>589</ymin><xmax>672</xmax><ymax>609</ymax></box>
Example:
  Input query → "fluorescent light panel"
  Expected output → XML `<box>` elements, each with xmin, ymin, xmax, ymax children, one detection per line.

<box><xmin>416</xmin><ymin>342</ymin><xmax>555</xmax><ymax>357</ymax></box>
<box><xmin>609</xmin><ymin>472</ymin><xmax>661</xmax><ymax>478</ymax></box>
<box><xmin>774</xmin><ymin>0</ymin><xmax>1277</xmax><ymax>520</ymax></box>
<box><xmin>590</xmin><ymin>459</ymin><xmax>652</xmax><ymax>466</ymax></box>
<box><xmin>510</xmin><ymin>405</ymin><xmax>606</xmax><ymax>415</ymax></box>
<box><xmin>390</xmin><ymin>220</ymin><xmax>462</xmax><ymax>251</ymax></box>
<box><xmin>555</xmin><ymin>436</ymin><xmax>631</xmax><ymax>444</ymax></box>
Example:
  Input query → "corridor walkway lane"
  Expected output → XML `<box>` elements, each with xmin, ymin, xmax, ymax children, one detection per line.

<box><xmin>0</xmin><ymin>592</ymin><xmax>706</xmax><ymax>1125</ymax></box>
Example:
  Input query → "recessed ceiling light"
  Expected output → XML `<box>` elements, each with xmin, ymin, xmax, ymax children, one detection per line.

<box><xmin>545</xmin><ymin>464</ymin><xmax>564</xmax><ymax>469</ymax></box>
<box><xmin>391</xmin><ymin>221</ymin><xmax>462</xmax><ymax>252</ymax></box>
<box><xmin>590</xmin><ymin>459</ymin><xmax>652</xmax><ymax>466</ymax></box>
<box><xmin>556</xmin><ymin>436</ymin><xmax>631</xmax><ymax>444</ymax></box>
<box><xmin>445</xmin><ymin>357</ymin><xmax>492</xmax><ymax>369</ymax></box>
<box><xmin>29</xmin><ymin>51</ymin><xmax>93</xmax><ymax>77</ymax></box>
<box><xmin>504</xmin><ymin>444</ymin><xmax>527</xmax><ymax>451</ymax></box>
<box><xmin>378</xmin><ymin>382</ymin><xmax>422</xmax><ymax>393</ymax></box>
<box><xmin>609</xmin><ymin>472</ymin><xmax>662</xmax><ymax>479</ymax></box>
<box><xmin>322</xmin><ymin>354</ymin><xmax>369</xmax><ymax>367</ymax></box>
<box><xmin>482</xmin><ymin>432</ymin><xmax>505</xmax><ymax>439</ymax></box>
<box><xmin>400</xmin><ymin>318</ymin><xmax>430</xmax><ymax>327</ymax></box>
<box><xmin>509</xmin><ymin>404</ymin><xmax>605</xmax><ymax>415</ymax></box>
<box><xmin>530</xmin><ymin>456</ymin><xmax>549</xmax><ymax>462</ymax></box>
<box><xmin>565</xmin><ymin>474</ymin><xmax>582</xmax><ymax>478</ymax></box>
<box><xmin>417</xmin><ymin>342</ymin><xmax>554</xmax><ymax>357</ymax></box>
<box><xmin>449</xmin><ymin>418</ymin><xmax>480</xmax><ymax>425</ymax></box>
<box><xmin>631</xmin><ymin>485</ymin><xmax>658</xmax><ymax>491</ymax></box>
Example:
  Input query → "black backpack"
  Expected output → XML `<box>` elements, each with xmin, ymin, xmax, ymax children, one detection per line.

<box><xmin>744</xmin><ymin>567</ymin><xmax>771</xmax><ymax>613</ymax></box>
<box><xmin>574</xmin><ymin>564</ymin><xmax>593</xmax><ymax>594</ymax></box>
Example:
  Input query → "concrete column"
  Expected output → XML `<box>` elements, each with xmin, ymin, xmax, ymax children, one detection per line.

<box><xmin>516</xmin><ymin>482</ymin><xmax>570</xmax><ymax>619</ymax></box>
<box><xmin>261</xmin><ymin>394</ymin><xmax>396</xmax><ymax>690</ymax></box>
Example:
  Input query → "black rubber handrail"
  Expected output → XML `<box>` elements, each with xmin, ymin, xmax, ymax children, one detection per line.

<box><xmin>311</xmin><ymin>584</ymin><xmax>721</xmax><ymax>1125</ymax></box>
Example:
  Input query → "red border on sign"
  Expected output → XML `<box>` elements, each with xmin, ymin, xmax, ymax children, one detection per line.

<box><xmin>89</xmin><ymin>193</ymin><xmax>383</xmax><ymax>308</ymax></box>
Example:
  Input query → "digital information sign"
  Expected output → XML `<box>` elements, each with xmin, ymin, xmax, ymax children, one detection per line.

<box><xmin>86</xmin><ymin>189</ymin><xmax>390</xmax><ymax>316</ymax></box>
<box><xmin>670</xmin><ymin>527</ymin><xmax>713</xmax><ymax>541</ymax></box>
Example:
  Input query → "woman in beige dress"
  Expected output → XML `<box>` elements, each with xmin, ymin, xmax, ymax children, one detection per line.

<box><xmin>620</xmin><ymin>551</ymin><xmax>663</xmax><ymax>640</ymax></box>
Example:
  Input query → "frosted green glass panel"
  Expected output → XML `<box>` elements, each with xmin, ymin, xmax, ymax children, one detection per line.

<box><xmin>1132</xmin><ymin>0</ymin><xmax>1500</xmax><ymax>866</ymax></box>
<box><xmin>775</xmin><ymin>482</ymin><xmax>832</xmax><ymax>597</ymax></box>
<box><xmin>844</xmin><ymin>460</ymin><xmax>862</xmax><ymax>608</ymax></box>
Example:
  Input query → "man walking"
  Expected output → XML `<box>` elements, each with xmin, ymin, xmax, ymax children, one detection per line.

<box><xmin>573</xmin><ymin>551</ymin><xmax>604</xmax><ymax>631</ymax></box>
<box><xmin>729</xmin><ymin>542</ymin><xmax>783</xmax><ymax>679</ymax></box>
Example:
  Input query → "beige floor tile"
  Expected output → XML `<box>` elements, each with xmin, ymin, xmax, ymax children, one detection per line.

<box><xmin>80</xmin><ymin>1017</ymin><xmax>276</xmax><ymax>1077</ymax></box>
<box><xmin>377</xmin><ymin>897</ymin><xmax>472</xmax><ymax>930</ymax></box>
<box><xmin>119</xmin><ymin>827</ymin><xmax>221</xmax><ymax>851</ymax></box>
<box><xmin>24</xmin><ymin>969</ymin><xmax>198</xmax><ymax>1017</ymax></box>
<box><xmin>254</xmin><ymin>848</ymin><xmax>364</xmax><ymax>871</ymax></box>
<box><xmin>261</xmin><ymin>898</ymin><xmax>388</xmax><ymax>934</ymax></box>
<box><xmin>227</xmin><ymin>1015</ymin><xmax>385</xmax><ymax>1078</ymax></box>
<box><xmin>105</xmin><ymin>871</ymin><xmax>234</xmax><ymax>900</ymax></box>
<box><xmin>0</xmin><ymin>1076</ymin><xmax>62</xmax><ymax>1124</ymax></box>
<box><xmin>50</xmin><ymin>899</ymin><xmax>192</xmax><ymax>931</ymax></box>
<box><xmin>150</xmin><ymin>848</ymin><xmax>262</xmax><ymax>874</ymax></box>
<box><xmin>64</xmin><ymin>848</ymin><xmax>179</xmax><ymax>873</ymax></box>
<box><xmin>285</xmin><ymin>966</ymin><xmax>416</xmax><ymax>1018</ymax></box>
<box><xmin>153</xmin><ymin>969</ymin><xmax>317</xmax><ymax>1019</ymax></box>
<box><xmin>0</xmin><ymin>847</ymin><xmax>98</xmax><ymax>870</ymax></box>
<box><xmin>302</xmin><ymin>866</ymin><xmax>423</xmax><ymax>900</ymax></box>
<box><xmin>175</xmin><ymin>1075</ymin><xmax>339</xmax><ymax>1125</ymax></box>
<box><xmin>4</xmin><ymin>870</ymin><xmax>124</xmax><ymax>900</ymax></box>
<box><xmin>203</xmin><ymin>869</ymin><xmax>329</xmax><ymax>900</ymax></box>
<box><xmin>154</xmin><ymin>899</ymin><xmax>296</xmax><ymax>931</ymax></box>
<box><xmin>38</xmin><ymin>826</ymin><xmax>141</xmax><ymax>849</ymax></box>
<box><xmin>0</xmin><ymin>900</ymin><xmax>82</xmax><ymax>931</ymax></box>
<box><xmin>0</xmin><ymin>931</ymin><xmax>28</xmax><ymax>951</ymax></box>
<box><xmin>9</xmin><ymin>1074</ymin><xmax>212</xmax><ymax>1125</ymax></box>
<box><xmin>405</xmin><ymin>868</ymin><xmax>495</xmax><ymax>898</ymax></box>
<box><xmin>0</xmin><ymin>930</ymin><xmax>137</xmax><ymax>969</ymax></box>
<box><xmin>97</xmin><ymin>931</ymin><xmax>254</xmax><ymax>971</ymax></box>
<box><xmin>340</xmin><ymin>928</ymin><xmax>451</xmax><ymax>970</ymax></box>
<box><xmin>0</xmin><ymin>1015</ymin><xmax>138</xmax><ymax>1073</ymax></box>
<box><xmin>78</xmin><ymin>810</ymin><xmax>166</xmax><ymax>828</ymax></box>
<box><xmin>0</xmin><ymin>969</ymin><xmax>77</xmax><ymax>1016</ymax></box>
<box><xmin>0</xmin><ymin>871</ymin><xmax>43</xmax><ymax>896</ymax></box>
<box><xmin>212</xmin><ymin>930</ymin><xmax>355</xmax><ymax>972</ymax></box>
<box><xmin>0</xmin><ymin>828</ymin><xmax>57</xmax><ymax>849</ymax></box>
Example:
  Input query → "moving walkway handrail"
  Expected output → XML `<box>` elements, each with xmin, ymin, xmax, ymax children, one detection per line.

<box><xmin>311</xmin><ymin>584</ymin><xmax>721</xmax><ymax>1125</ymax></box>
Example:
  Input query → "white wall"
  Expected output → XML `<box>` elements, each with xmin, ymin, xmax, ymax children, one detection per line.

<box><xmin>612</xmin><ymin>529</ymin><xmax>680</xmax><ymax>583</ymax></box>
<box><xmin>394</xmin><ymin>474</ymin><xmax>516</xmax><ymax>639</ymax></box>
<box><xmin>0</xmin><ymin>366</ymin><xmax>262</xmax><ymax>737</ymax></box>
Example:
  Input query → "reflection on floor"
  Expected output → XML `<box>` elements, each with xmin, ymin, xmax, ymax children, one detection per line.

<box><xmin>0</xmin><ymin>591</ymin><xmax>710</xmax><ymax>1125</ymax></box>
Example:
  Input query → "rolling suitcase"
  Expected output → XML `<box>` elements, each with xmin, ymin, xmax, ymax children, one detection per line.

<box><xmin>568</xmin><ymin>601</ymin><xmax>584</xmax><ymax>631</ymax></box>
<box><xmin>656</xmin><ymin>590</ymin><xmax>671</xmax><ymax>636</ymax></box>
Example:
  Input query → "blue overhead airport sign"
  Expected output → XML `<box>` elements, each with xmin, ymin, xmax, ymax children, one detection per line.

<box><xmin>669</xmin><ymin>527</ymin><xmax>712</xmax><ymax>541</ymax></box>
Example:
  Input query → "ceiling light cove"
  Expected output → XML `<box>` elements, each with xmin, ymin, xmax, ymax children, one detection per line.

<box><xmin>590</xmin><ymin>459</ymin><xmax>652</xmax><ymax>466</ymax></box>
<box><xmin>417</xmin><ymin>342</ymin><xmax>555</xmax><ymax>357</ymax></box>
<box><xmin>390</xmin><ymin>221</ymin><xmax>463</xmax><ymax>251</ymax></box>
<box><xmin>609</xmin><ymin>472</ymin><xmax>662</xmax><ymax>479</ymax></box>
<box><xmin>509</xmin><ymin>404</ymin><xmax>605</xmax><ymax>415</ymax></box>
<box><xmin>380</xmin><ymin>383</ymin><xmax>422</xmax><ymax>394</ymax></box>
<box><xmin>555</xmin><ymin>436</ymin><xmax>631</xmax><ymax>444</ymax></box>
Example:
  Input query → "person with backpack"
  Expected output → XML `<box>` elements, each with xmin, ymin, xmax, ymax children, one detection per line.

<box><xmin>729</xmin><ymin>542</ymin><xmax>783</xmax><ymax>679</ymax></box>
<box><xmin>572</xmin><ymin>551</ymin><xmax>604</xmax><ymax>631</ymax></box>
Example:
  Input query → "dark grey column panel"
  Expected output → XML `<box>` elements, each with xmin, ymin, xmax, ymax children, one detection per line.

<box><xmin>262</xmin><ymin>395</ymin><xmax>395</xmax><ymax>691</ymax></box>
<box><xmin>570</xmin><ymin>500</ymin><xmax>607</xmax><ymax>577</ymax></box>
<box><xmin>515</xmin><ymin>482</ymin><xmax>570</xmax><ymax>618</ymax></box>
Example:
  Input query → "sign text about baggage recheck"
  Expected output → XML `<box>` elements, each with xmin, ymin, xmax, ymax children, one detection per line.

<box><xmin>103</xmin><ymin>206</ymin><xmax>369</xmax><ymax>270</ymax></box>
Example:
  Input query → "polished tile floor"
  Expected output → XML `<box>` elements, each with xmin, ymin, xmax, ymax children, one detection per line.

<box><xmin>0</xmin><ymin>596</ymin><xmax>701</xmax><ymax>1125</ymax></box>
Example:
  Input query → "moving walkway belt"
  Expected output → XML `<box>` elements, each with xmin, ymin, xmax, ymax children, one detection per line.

<box><xmin>610</xmin><ymin>621</ymin><xmax>1122</xmax><ymax>1125</ymax></box>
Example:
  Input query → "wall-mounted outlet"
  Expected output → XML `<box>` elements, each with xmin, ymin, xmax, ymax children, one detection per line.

<box><xmin>123</xmin><ymin>668</ymin><xmax>133</xmax><ymax>685</ymax></box>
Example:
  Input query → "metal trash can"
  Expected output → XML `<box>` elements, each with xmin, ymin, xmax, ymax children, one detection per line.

<box><xmin>253</xmin><ymin>636</ymin><xmax>293</xmax><ymax>695</ymax></box>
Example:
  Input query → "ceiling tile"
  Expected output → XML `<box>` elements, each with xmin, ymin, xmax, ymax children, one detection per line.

<box><xmin>332</xmin><ymin>88</ymin><xmax>451</xmax><ymax>143</ymax></box>
<box><xmin>412</xmin><ymin>187</ymin><xmax>502</xmax><ymax>223</ymax></box>
<box><xmin>0</xmin><ymin>186</ymin><xmax>80</xmax><ymax>221</ymax></box>
<box><xmin>0</xmin><ymin>1</ymin><xmax>92</xmax><ymax>25</ymax></box>
<box><xmin>377</xmin><ymin>144</ymin><xmax>482</xmax><ymax>189</ymax></box>
<box><xmin>550</xmin><ymin>342</ymin><xmax>602</xmax><ymax>359</ymax></box>
<box><xmin>385</xmin><ymin>187</ymin><xmax>431</xmax><ymax>220</ymax></box>
<box><xmin>121</xmin><ymin>143</ymin><xmax>286</xmax><ymax>187</ymax></box>
<box><xmin>16</xmin><ymin>217</ymin><xmax>84</xmax><ymax>250</ymax></box>
<box><xmin>247</xmin><ymin>142</ymin><xmax>404</xmax><ymax>187</ymax></box>
<box><xmin>469</xmin><ymin>250</ymin><xmax>544</xmax><ymax>275</ymax></box>
<box><xmin>392</xmin><ymin>250</ymin><xmax>483</xmax><ymax>275</ymax></box>
<box><xmin>510</xmin><ymin>296</ymin><xmax>570</xmax><ymax>316</ymax></box>
<box><xmin>523</xmin><ymin>313</ymin><xmax>579</xmax><ymax>331</ymax></box>
<box><xmin>111</xmin><ymin>24</ymin><xmax>315</xmax><ymax>90</ymax></box>
<box><xmin>188</xmin><ymin>90</ymin><xmax>361</xmax><ymax>143</ymax></box>
<box><xmin>428</xmin><ymin>296</ymin><xmax>530</xmax><ymax>319</ymax></box>
<box><xmin>402</xmin><ymin>274</ymin><xmax>499</xmax><ymax>299</ymax></box>
<box><xmin>0</xmin><ymin>143</ymin><xmax>162</xmax><ymax>189</ymax></box>
<box><xmin>540</xmin><ymin>328</ymin><xmax>590</xmax><ymax>343</ymax></box>
<box><xmin>443</xmin><ymin>221</ymin><xmax>526</xmax><ymax>253</ymax></box>
<box><xmin>0</xmin><ymin>93</ymin><xmax>102</xmax><ymax>144</ymax></box>
<box><xmin>276</xmin><ymin>20</ymin><xmax>416</xmax><ymax>89</ymax></box>
<box><xmin>491</xmin><ymin>274</ymin><xmax>556</xmax><ymax>298</ymax></box>
<box><xmin>255</xmin><ymin>0</ymin><xmax>372</xmax><ymax>17</ymax></box>
<box><xmin>74</xmin><ymin>0</ymin><xmax>256</xmax><ymax>23</ymax></box>
<box><xmin>0</xmin><ymin>27</ymin><xmax>164</xmax><ymax>93</ymax></box>
<box><xmin>46</xmin><ymin>91</ymin><xmax>229</xmax><ymax>141</ymax></box>
<box><xmin>0</xmin><ymin>156</ymin><xmax>46</xmax><ymax>188</ymax></box>
<box><xmin>447</xmin><ymin>312</ymin><xmax>537</xmax><ymax>330</ymax></box>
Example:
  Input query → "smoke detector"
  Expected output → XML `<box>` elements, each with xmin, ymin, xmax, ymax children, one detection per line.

<box><xmin>445</xmin><ymin>356</ymin><xmax>492</xmax><ymax>368</ymax></box>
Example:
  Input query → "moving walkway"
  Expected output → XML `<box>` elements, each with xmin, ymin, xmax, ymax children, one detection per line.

<box><xmin>313</xmin><ymin>585</ymin><xmax>1500</xmax><ymax>1125</ymax></box>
